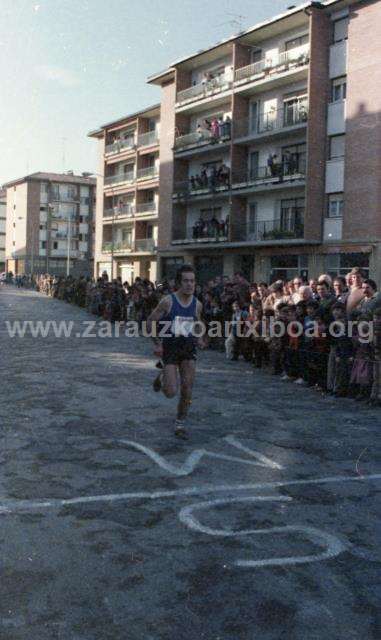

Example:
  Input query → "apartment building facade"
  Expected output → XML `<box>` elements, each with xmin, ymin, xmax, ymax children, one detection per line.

<box><xmin>147</xmin><ymin>0</ymin><xmax>381</xmax><ymax>284</ymax></box>
<box><xmin>3</xmin><ymin>172</ymin><xmax>96</xmax><ymax>276</ymax></box>
<box><xmin>89</xmin><ymin>104</ymin><xmax>160</xmax><ymax>283</ymax></box>
<box><xmin>0</xmin><ymin>189</ymin><xmax>6</xmax><ymax>271</ymax></box>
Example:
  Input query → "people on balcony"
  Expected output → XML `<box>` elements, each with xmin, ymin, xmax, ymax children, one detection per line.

<box><xmin>193</xmin><ymin>116</ymin><xmax>232</xmax><ymax>145</ymax></box>
<box><xmin>189</xmin><ymin>164</ymin><xmax>230</xmax><ymax>192</ymax></box>
<box><xmin>192</xmin><ymin>216</ymin><xmax>228</xmax><ymax>240</ymax></box>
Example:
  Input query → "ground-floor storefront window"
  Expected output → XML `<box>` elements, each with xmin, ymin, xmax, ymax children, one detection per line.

<box><xmin>161</xmin><ymin>257</ymin><xmax>184</xmax><ymax>282</ymax></box>
<box><xmin>270</xmin><ymin>254</ymin><xmax>308</xmax><ymax>283</ymax></box>
<box><xmin>325</xmin><ymin>252</ymin><xmax>370</xmax><ymax>278</ymax></box>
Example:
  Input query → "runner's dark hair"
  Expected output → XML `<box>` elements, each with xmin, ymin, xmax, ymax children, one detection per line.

<box><xmin>175</xmin><ymin>264</ymin><xmax>195</xmax><ymax>284</ymax></box>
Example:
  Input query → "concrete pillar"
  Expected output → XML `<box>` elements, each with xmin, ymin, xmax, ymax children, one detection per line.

<box><xmin>308</xmin><ymin>252</ymin><xmax>325</xmax><ymax>279</ymax></box>
<box><xmin>255</xmin><ymin>255</ymin><xmax>271</xmax><ymax>282</ymax></box>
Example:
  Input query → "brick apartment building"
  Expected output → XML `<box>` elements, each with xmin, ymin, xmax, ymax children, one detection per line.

<box><xmin>144</xmin><ymin>0</ymin><xmax>381</xmax><ymax>284</ymax></box>
<box><xmin>89</xmin><ymin>105</ymin><xmax>160</xmax><ymax>283</ymax></box>
<box><xmin>3</xmin><ymin>172</ymin><xmax>96</xmax><ymax>277</ymax></box>
<box><xmin>0</xmin><ymin>189</ymin><xmax>6</xmax><ymax>272</ymax></box>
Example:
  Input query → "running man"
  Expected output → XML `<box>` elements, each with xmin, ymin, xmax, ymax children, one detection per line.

<box><xmin>147</xmin><ymin>265</ymin><xmax>203</xmax><ymax>439</ymax></box>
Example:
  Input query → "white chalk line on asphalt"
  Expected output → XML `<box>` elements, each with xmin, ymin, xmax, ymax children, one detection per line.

<box><xmin>179</xmin><ymin>496</ymin><xmax>348</xmax><ymax>568</ymax></box>
<box><xmin>0</xmin><ymin>473</ymin><xmax>380</xmax><ymax>514</ymax></box>
<box><xmin>117</xmin><ymin>434</ymin><xmax>283</xmax><ymax>477</ymax></box>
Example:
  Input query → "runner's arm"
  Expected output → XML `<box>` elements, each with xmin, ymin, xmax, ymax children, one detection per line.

<box><xmin>147</xmin><ymin>295</ymin><xmax>172</xmax><ymax>345</ymax></box>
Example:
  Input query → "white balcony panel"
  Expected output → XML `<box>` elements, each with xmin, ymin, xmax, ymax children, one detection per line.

<box><xmin>327</xmin><ymin>100</ymin><xmax>346</xmax><ymax>135</ymax></box>
<box><xmin>79</xmin><ymin>242</ymin><xmax>88</xmax><ymax>252</ymax></box>
<box><xmin>79</xmin><ymin>223</ymin><xmax>89</xmax><ymax>234</ymax></box>
<box><xmin>324</xmin><ymin>217</ymin><xmax>343</xmax><ymax>241</ymax></box>
<box><xmin>325</xmin><ymin>159</ymin><xmax>344</xmax><ymax>193</ymax></box>
<box><xmin>39</xmin><ymin>230</ymin><xmax>47</xmax><ymax>241</ymax></box>
<box><xmin>329</xmin><ymin>41</ymin><xmax>347</xmax><ymax>79</ymax></box>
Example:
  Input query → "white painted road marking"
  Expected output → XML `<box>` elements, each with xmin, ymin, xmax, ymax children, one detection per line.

<box><xmin>117</xmin><ymin>435</ymin><xmax>283</xmax><ymax>476</ymax></box>
<box><xmin>0</xmin><ymin>473</ymin><xmax>380</xmax><ymax>514</ymax></box>
<box><xmin>179</xmin><ymin>496</ymin><xmax>347</xmax><ymax>568</ymax></box>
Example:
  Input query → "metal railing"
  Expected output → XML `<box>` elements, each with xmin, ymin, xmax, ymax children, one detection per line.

<box><xmin>173</xmin><ymin>176</ymin><xmax>230</xmax><ymax>199</ymax></box>
<box><xmin>234</xmin><ymin>104</ymin><xmax>308</xmax><ymax>139</ymax></box>
<box><xmin>103</xmin><ymin>204</ymin><xmax>135</xmax><ymax>218</ymax></box>
<box><xmin>135</xmin><ymin>202</ymin><xmax>157</xmax><ymax>214</ymax></box>
<box><xmin>137</xmin><ymin>130</ymin><xmax>159</xmax><ymax>147</ymax></box>
<box><xmin>232</xmin><ymin>163</ymin><xmax>305</xmax><ymax>188</ymax></box>
<box><xmin>232</xmin><ymin>217</ymin><xmax>304</xmax><ymax>242</ymax></box>
<box><xmin>234</xmin><ymin>44</ymin><xmax>310</xmax><ymax>84</ymax></box>
<box><xmin>51</xmin><ymin>194</ymin><xmax>79</xmax><ymax>202</ymax></box>
<box><xmin>105</xmin><ymin>136</ymin><xmax>136</xmax><ymax>155</ymax></box>
<box><xmin>135</xmin><ymin>238</ymin><xmax>157</xmax><ymax>252</ymax></box>
<box><xmin>104</xmin><ymin>171</ymin><xmax>135</xmax><ymax>186</ymax></box>
<box><xmin>174</xmin><ymin>127</ymin><xmax>231</xmax><ymax>151</ymax></box>
<box><xmin>136</xmin><ymin>166</ymin><xmax>158</xmax><ymax>180</ymax></box>
<box><xmin>176</xmin><ymin>74</ymin><xmax>232</xmax><ymax>104</ymax></box>
<box><xmin>102</xmin><ymin>241</ymin><xmax>133</xmax><ymax>253</ymax></box>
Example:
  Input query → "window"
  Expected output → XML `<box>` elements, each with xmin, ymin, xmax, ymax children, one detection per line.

<box><xmin>249</xmin><ymin>151</ymin><xmax>259</xmax><ymax>179</ymax></box>
<box><xmin>282</xmin><ymin>143</ymin><xmax>306</xmax><ymax>174</ymax></box>
<box><xmin>325</xmin><ymin>253</ymin><xmax>369</xmax><ymax>277</ymax></box>
<box><xmin>333</xmin><ymin>17</ymin><xmax>348</xmax><ymax>43</ymax></box>
<box><xmin>41</xmin><ymin>241</ymin><xmax>46</xmax><ymax>249</ymax></box>
<box><xmin>79</xmin><ymin>216</ymin><xmax>83</xmax><ymax>223</ymax></box>
<box><xmin>270</xmin><ymin>255</ymin><xmax>308</xmax><ymax>283</ymax></box>
<box><xmin>329</xmin><ymin>135</ymin><xmax>345</xmax><ymax>159</ymax></box>
<box><xmin>280</xmin><ymin>198</ymin><xmax>305</xmax><ymax>232</ymax></box>
<box><xmin>40</xmin><ymin>183</ymin><xmax>48</xmax><ymax>193</ymax></box>
<box><xmin>247</xmin><ymin>203</ymin><xmax>257</xmax><ymax>239</ymax></box>
<box><xmin>283</xmin><ymin>94</ymin><xmax>308</xmax><ymax>126</ymax></box>
<box><xmin>327</xmin><ymin>193</ymin><xmax>344</xmax><ymax>218</ymax></box>
<box><xmin>331</xmin><ymin>77</ymin><xmax>346</xmax><ymax>102</ymax></box>
<box><xmin>162</xmin><ymin>257</ymin><xmax>184</xmax><ymax>280</ymax></box>
<box><xmin>123</xmin><ymin>163</ymin><xmax>134</xmax><ymax>174</ymax></box>
<box><xmin>53</xmin><ymin>242</ymin><xmax>58</xmax><ymax>249</ymax></box>
<box><xmin>285</xmin><ymin>34</ymin><xmax>308</xmax><ymax>50</ymax></box>
<box><xmin>40</xmin><ymin>206</ymin><xmax>46</xmax><ymax>211</ymax></box>
<box><xmin>250</xmin><ymin>48</ymin><xmax>262</xmax><ymax>63</ymax></box>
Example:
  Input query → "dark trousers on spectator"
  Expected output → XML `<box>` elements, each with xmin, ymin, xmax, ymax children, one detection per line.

<box><xmin>284</xmin><ymin>348</ymin><xmax>300</xmax><ymax>378</ymax></box>
<box><xmin>305</xmin><ymin>352</ymin><xmax>329</xmax><ymax>389</ymax></box>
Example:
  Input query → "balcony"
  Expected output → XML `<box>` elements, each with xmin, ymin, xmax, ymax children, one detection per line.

<box><xmin>102</xmin><ymin>241</ymin><xmax>133</xmax><ymax>254</ymax></box>
<box><xmin>104</xmin><ymin>171</ymin><xmax>135</xmax><ymax>187</ymax></box>
<box><xmin>136</xmin><ymin>166</ymin><xmax>159</xmax><ymax>181</ymax></box>
<box><xmin>135</xmin><ymin>238</ymin><xmax>157</xmax><ymax>252</ymax></box>
<box><xmin>105</xmin><ymin>136</ymin><xmax>136</xmax><ymax>156</ymax></box>
<box><xmin>135</xmin><ymin>202</ymin><xmax>157</xmax><ymax>214</ymax></box>
<box><xmin>51</xmin><ymin>193</ymin><xmax>79</xmax><ymax>202</ymax></box>
<box><xmin>232</xmin><ymin>163</ymin><xmax>305</xmax><ymax>193</ymax></box>
<box><xmin>234</xmin><ymin>44</ymin><xmax>310</xmax><ymax>88</ymax></box>
<box><xmin>173</xmin><ymin>219</ymin><xmax>228</xmax><ymax>245</ymax></box>
<box><xmin>234</xmin><ymin>105</ymin><xmax>308</xmax><ymax>141</ymax></box>
<box><xmin>174</xmin><ymin>126</ymin><xmax>231</xmax><ymax>153</ymax></box>
<box><xmin>137</xmin><ymin>131</ymin><xmax>159</xmax><ymax>147</ymax></box>
<box><xmin>243</xmin><ymin>217</ymin><xmax>304</xmax><ymax>242</ymax></box>
<box><xmin>173</xmin><ymin>173</ymin><xmax>230</xmax><ymax>201</ymax></box>
<box><xmin>103</xmin><ymin>204</ymin><xmax>135</xmax><ymax>218</ymax></box>
<box><xmin>176</xmin><ymin>74</ymin><xmax>232</xmax><ymax>107</ymax></box>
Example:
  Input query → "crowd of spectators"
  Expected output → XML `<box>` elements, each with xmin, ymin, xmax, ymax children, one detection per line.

<box><xmin>188</xmin><ymin>163</ymin><xmax>230</xmax><ymax>193</ymax></box>
<box><xmin>5</xmin><ymin>266</ymin><xmax>381</xmax><ymax>407</ymax></box>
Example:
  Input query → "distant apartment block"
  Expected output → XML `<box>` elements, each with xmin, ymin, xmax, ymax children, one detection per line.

<box><xmin>89</xmin><ymin>104</ymin><xmax>160</xmax><ymax>283</ymax></box>
<box><xmin>145</xmin><ymin>0</ymin><xmax>381</xmax><ymax>283</ymax></box>
<box><xmin>0</xmin><ymin>189</ymin><xmax>6</xmax><ymax>271</ymax></box>
<box><xmin>3</xmin><ymin>172</ymin><xmax>96</xmax><ymax>276</ymax></box>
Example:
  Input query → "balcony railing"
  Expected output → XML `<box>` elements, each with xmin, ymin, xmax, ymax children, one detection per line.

<box><xmin>103</xmin><ymin>204</ymin><xmax>135</xmax><ymax>218</ymax></box>
<box><xmin>105</xmin><ymin>136</ymin><xmax>136</xmax><ymax>155</ymax></box>
<box><xmin>176</xmin><ymin>74</ymin><xmax>232</xmax><ymax>105</ymax></box>
<box><xmin>135</xmin><ymin>202</ymin><xmax>157</xmax><ymax>214</ymax></box>
<box><xmin>137</xmin><ymin>131</ymin><xmax>159</xmax><ymax>147</ymax></box>
<box><xmin>234</xmin><ymin>44</ymin><xmax>310</xmax><ymax>85</ymax></box>
<box><xmin>51</xmin><ymin>193</ymin><xmax>79</xmax><ymax>202</ymax></box>
<box><xmin>234</xmin><ymin>216</ymin><xmax>304</xmax><ymax>242</ymax></box>
<box><xmin>232</xmin><ymin>163</ymin><xmax>305</xmax><ymax>189</ymax></box>
<box><xmin>174</xmin><ymin>126</ymin><xmax>231</xmax><ymax>151</ymax></box>
<box><xmin>173</xmin><ymin>174</ymin><xmax>230</xmax><ymax>199</ymax></box>
<box><xmin>234</xmin><ymin>104</ymin><xmax>308</xmax><ymax>139</ymax></box>
<box><xmin>136</xmin><ymin>166</ymin><xmax>159</xmax><ymax>180</ymax></box>
<box><xmin>135</xmin><ymin>238</ymin><xmax>157</xmax><ymax>252</ymax></box>
<box><xmin>104</xmin><ymin>171</ymin><xmax>135</xmax><ymax>187</ymax></box>
<box><xmin>102</xmin><ymin>241</ymin><xmax>133</xmax><ymax>253</ymax></box>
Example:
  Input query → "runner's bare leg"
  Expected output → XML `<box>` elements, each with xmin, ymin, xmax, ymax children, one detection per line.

<box><xmin>177</xmin><ymin>360</ymin><xmax>196</xmax><ymax>420</ymax></box>
<box><xmin>162</xmin><ymin>364</ymin><xmax>178</xmax><ymax>399</ymax></box>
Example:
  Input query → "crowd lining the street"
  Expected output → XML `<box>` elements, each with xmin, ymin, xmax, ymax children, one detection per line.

<box><xmin>4</xmin><ymin>267</ymin><xmax>381</xmax><ymax>407</ymax></box>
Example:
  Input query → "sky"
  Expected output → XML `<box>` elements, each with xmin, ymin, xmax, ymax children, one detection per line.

<box><xmin>0</xmin><ymin>0</ymin><xmax>306</xmax><ymax>185</ymax></box>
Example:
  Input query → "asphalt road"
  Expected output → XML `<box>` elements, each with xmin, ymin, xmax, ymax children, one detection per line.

<box><xmin>0</xmin><ymin>285</ymin><xmax>380</xmax><ymax>640</ymax></box>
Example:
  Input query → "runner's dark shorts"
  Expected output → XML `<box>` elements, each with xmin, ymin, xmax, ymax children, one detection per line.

<box><xmin>162</xmin><ymin>337</ymin><xmax>197</xmax><ymax>365</ymax></box>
